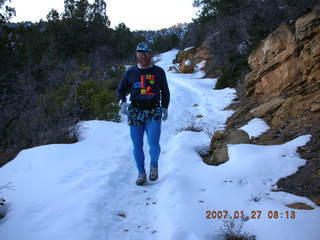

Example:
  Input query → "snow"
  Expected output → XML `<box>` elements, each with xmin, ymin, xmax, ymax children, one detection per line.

<box><xmin>124</xmin><ymin>64</ymin><xmax>132</xmax><ymax>70</ymax></box>
<box><xmin>185</xmin><ymin>60</ymin><xmax>192</xmax><ymax>66</ymax></box>
<box><xmin>1</xmin><ymin>50</ymin><xmax>319</xmax><ymax>240</ymax></box>
<box><xmin>196</xmin><ymin>60</ymin><xmax>206</xmax><ymax>69</ymax></box>
<box><xmin>239</xmin><ymin>118</ymin><xmax>270</xmax><ymax>139</ymax></box>
<box><xmin>194</xmin><ymin>60</ymin><xmax>207</xmax><ymax>79</ymax></box>
<box><xmin>184</xmin><ymin>46</ymin><xmax>194</xmax><ymax>51</ymax></box>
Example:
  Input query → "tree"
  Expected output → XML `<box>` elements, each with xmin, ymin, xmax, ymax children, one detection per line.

<box><xmin>46</xmin><ymin>9</ymin><xmax>60</xmax><ymax>22</ymax></box>
<box><xmin>63</xmin><ymin>0</ymin><xmax>109</xmax><ymax>26</ymax></box>
<box><xmin>153</xmin><ymin>33</ymin><xmax>180</xmax><ymax>52</ymax></box>
<box><xmin>0</xmin><ymin>0</ymin><xmax>15</xmax><ymax>24</ymax></box>
<box><xmin>112</xmin><ymin>23</ymin><xmax>137</xmax><ymax>59</ymax></box>
<box><xmin>193</xmin><ymin>0</ymin><xmax>249</xmax><ymax>23</ymax></box>
<box><xmin>193</xmin><ymin>0</ymin><xmax>219</xmax><ymax>23</ymax></box>
<box><xmin>90</xmin><ymin>0</ymin><xmax>110</xmax><ymax>27</ymax></box>
<box><xmin>52</xmin><ymin>0</ymin><xmax>111</xmax><ymax>59</ymax></box>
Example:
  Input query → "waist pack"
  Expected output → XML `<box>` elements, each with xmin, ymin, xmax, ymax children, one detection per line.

<box><xmin>127</xmin><ymin>105</ymin><xmax>162</xmax><ymax>126</ymax></box>
<box><xmin>131</xmin><ymin>100</ymin><xmax>160</xmax><ymax>110</ymax></box>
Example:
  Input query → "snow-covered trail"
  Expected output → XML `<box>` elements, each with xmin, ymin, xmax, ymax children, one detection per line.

<box><xmin>0</xmin><ymin>50</ymin><xmax>235</xmax><ymax>240</ymax></box>
<box><xmin>1</xmin><ymin>50</ymin><xmax>319</xmax><ymax>240</ymax></box>
<box><xmin>158</xmin><ymin>50</ymin><xmax>235</xmax><ymax>141</ymax></box>
<box><xmin>89</xmin><ymin>50</ymin><xmax>236</xmax><ymax>240</ymax></box>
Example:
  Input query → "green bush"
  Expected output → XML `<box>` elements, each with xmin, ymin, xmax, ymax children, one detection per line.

<box><xmin>44</xmin><ymin>66</ymin><xmax>122</xmax><ymax>122</ymax></box>
<box><xmin>153</xmin><ymin>33</ymin><xmax>180</xmax><ymax>52</ymax></box>
<box><xmin>215</xmin><ymin>52</ymin><xmax>249</xmax><ymax>89</ymax></box>
<box><xmin>91</xmin><ymin>87</ymin><xmax>119</xmax><ymax>121</ymax></box>
<box><xmin>77</xmin><ymin>79</ymin><xmax>120</xmax><ymax>121</ymax></box>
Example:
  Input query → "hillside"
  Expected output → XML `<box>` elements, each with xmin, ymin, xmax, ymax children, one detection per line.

<box><xmin>174</xmin><ymin>4</ymin><xmax>320</xmax><ymax>207</ymax></box>
<box><xmin>230</xmin><ymin>3</ymin><xmax>320</xmax><ymax>206</ymax></box>
<box><xmin>1</xmin><ymin>50</ymin><xmax>319</xmax><ymax>240</ymax></box>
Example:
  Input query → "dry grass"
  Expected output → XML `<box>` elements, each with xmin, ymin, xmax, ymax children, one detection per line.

<box><xmin>216</xmin><ymin>215</ymin><xmax>255</xmax><ymax>240</ymax></box>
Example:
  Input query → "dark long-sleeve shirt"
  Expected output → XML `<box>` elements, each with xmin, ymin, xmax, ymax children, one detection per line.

<box><xmin>116</xmin><ymin>65</ymin><xmax>170</xmax><ymax>109</ymax></box>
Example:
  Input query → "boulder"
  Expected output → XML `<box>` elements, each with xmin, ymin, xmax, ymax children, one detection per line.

<box><xmin>245</xmin><ymin>5</ymin><xmax>320</xmax><ymax>104</ymax></box>
<box><xmin>243</xmin><ymin>5</ymin><xmax>320</xmax><ymax>130</ymax></box>
<box><xmin>206</xmin><ymin>129</ymin><xmax>250</xmax><ymax>165</ymax></box>
<box><xmin>175</xmin><ymin>38</ymin><xmax>214</xmax><ymax>76</ymax></box>
<box><xmin>251</xmin><ymin>97</ymin><xmax>285</xmax><ymax>118</ymax></box>
<box><xmin>226</xmin><ymin>129</ymin><xmax>250</xmax><ymax>144</ymax></box>
<box><xmin>179</xmin><ymin>61</ymin><xmax>194</xmax><ymax>73</ymax></box>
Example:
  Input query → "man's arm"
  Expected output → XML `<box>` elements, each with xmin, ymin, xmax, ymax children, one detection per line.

<box><xmin>116</xmin><ymin>70</ymin><xmax>130</xmax><ymax>103</ymax></box>
<box><xmin>160</xmin><ymin>68</ymin><xmax>170</xmax><ymax>109</ymax></box>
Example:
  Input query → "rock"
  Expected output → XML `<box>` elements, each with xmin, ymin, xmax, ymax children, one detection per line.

<box><xmin>295</xmin><ymin>5</ymin><xmax>320</xmax><ymax>41</ymax></box>
<box><xmin>245</xmin><ymin>6</ymin><xmax>320</xmax><ymax>104</ymax></box>
<box><xmin>215</xmin><ymin>146</ymin><xmax>229</xmax><ymax>164</ymax></box>
<box><xmin>117</xmin><ymin>212</ymin><xmax>126</xmax><ymax>218</ymax></box>
<box><xmin>205</xmin><ymin>146</ymin><xmax>228</xmax><ymax>165</ymax></box>
<box><xmin>226</xmin><ymin>129</ymin><xmax>250</xmax><ymax>144</ymax></box>
<box><xmin>286</xmin><ymin>202</ymin><xmax>314</xmax><ymax>210</ymax></box>
<box><xmin>168</xmin><ymin>66</ymin><xmax>179</xmax><ymax>73</ymax></box>
<box><xmin>179</xmin><ymin>62</ymin><xmax>194</xmax><ymax>73</ymax></box>
<box><xmin>206</xmin><ymin>129</ymin><xmax>250</xmax><ymax>165</ymax></box>
<box><xmin>0</xmin><ymin>198</ymin><xmax>7</xmax><ymax>218</ymax></box>
<box><xmin>254</xmin><ymin>56</ymin><xmax>303</xmax><ymax>99</ymax></box>
<box><xmin>244</xmin><ymin>71</ymin><xmax>259</xmax><ymax>97</ymax></box>
<box><xmin>248</xmin><ymin>24</ymin><xmax>296</xmax><ymax>71</ymax></box>
<box><xmin>227</xmin><ymin>4</ymin><xmax>320</xmax><ymax>209</ymax></box>
<box><xmin>251</xmin><ymin>97</ymin><xmax>285</xmax><ymax>117</ymax></box>
<box><xmin>175</xmin><ymin>38</ymin><xmax>216</xmax><ymax>75</ymax></box>
<box><xmin>242</xmin><ymin>4</ymin><xmax>320</xmax><ymax>135</ymax></box>
<box><xmin>212</xmin><ymin>130</ymin><xmax>225</xmax><ymax>141</ymax></box>
<box><xmin>311</xmin><ymin>102</ymin><xmax>320</xmax><ymax>112</ymax></box>
<box><xmin>310</xmin><ymin>196</ymin><xmax>320</xmax><ymax>206</ymax></box>
<box><xmin>271</xmin><ymin>92</ymin><xmax>319</xmax><ymax>128</ymax></box>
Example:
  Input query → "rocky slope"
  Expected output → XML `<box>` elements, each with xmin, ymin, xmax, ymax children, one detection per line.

<box><xmin>231</xmin><ymin>4</ymin><xmax>320</xmax><ymax>206</ymax></box>
<box><xmin>172</xmin><ymin>39</ymin><xmax>218</xmax><ymax>76</ymax></box>
<box><xmin>174</xmin><ymin>4</ymin><xmax>320</xmax><ymax>206</ymax></box>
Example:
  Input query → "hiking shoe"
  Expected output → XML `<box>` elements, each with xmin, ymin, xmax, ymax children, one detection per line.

<box><xmin>136</xmin><ymin>173</ymin><xmax>147</xmax><ymax>186</ymax></box>
<box><xmin>149</xmin><ymin>166</ymin><xmax>158</xmax><ymax>181</ymax></box>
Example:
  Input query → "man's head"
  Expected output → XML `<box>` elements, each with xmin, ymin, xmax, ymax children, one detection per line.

<box><xmin>136</xmin><ymin>42</ymin><xmax>153</xmax><ymax>67</ymax></box>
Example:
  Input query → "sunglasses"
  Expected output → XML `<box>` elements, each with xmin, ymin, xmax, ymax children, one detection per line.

<box><xmin>136</xmin><ymin>51</ymin><xmax>152</xmax><ymax>56</ymax></box>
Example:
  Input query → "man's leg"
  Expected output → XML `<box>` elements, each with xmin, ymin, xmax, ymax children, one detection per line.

<box><xmin>145</xmin><ymin>120</ymin><xmax>161</xmax><ymax>168</ymax></box>
<box><xmin>129</xmin><ymin>125</ymin><xmax>146</xmax><ymax>174</ymax></box>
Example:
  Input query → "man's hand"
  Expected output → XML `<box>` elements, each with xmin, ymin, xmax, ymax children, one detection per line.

<box><xmin>162</xmin><ymin>108</ymin><xmax>168</xmax><ymax>121</ymax></box>
<box><xmin>120</xmin><ymin>101</ymin><xmax>128</xmax><ymax>115</ymax></box>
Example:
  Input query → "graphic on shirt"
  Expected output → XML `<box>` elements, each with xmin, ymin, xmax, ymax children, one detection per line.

<box><xmin>134</xmin><ymin>82</ymin><xmax>141</xmax><ymax>88</ymax></box>
<box><xmin>140</xmin><ymin>74</ymin><xmax>156</xmax><ymax>95</ymax></box>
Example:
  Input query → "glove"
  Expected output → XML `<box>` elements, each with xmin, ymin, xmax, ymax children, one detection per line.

<box><xmin>162</xmin><ymin>108</ymin><xmax>168</xmax><ymax>121</ymax></box>
<box><xmin>120</xmin><ymin>101</ymin><xmax>128</xmax><ymax>115</ymax></box>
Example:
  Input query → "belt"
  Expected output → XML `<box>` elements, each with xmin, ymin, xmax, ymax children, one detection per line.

<box><xmin>131</xmin><ymin>100</ymin><xmax>160</xmax><ymax>110</ymax></box>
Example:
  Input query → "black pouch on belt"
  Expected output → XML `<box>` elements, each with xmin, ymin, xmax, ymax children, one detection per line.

<box><xmin>131</xmin><ymin>100</ymin><xmax>160</xmax><ymax>110</ymax></box>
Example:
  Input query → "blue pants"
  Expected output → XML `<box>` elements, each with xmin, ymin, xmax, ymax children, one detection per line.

<box><xmin>130</xmin><ymin>121</ymin><xmax>161</xmax><ymax>174</ymax></box>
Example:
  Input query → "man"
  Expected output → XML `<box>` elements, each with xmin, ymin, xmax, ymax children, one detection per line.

<box><xmin>116</xmin><ymin>42</ymin><xmax>170</xmax><ymax>186</ymax></box>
